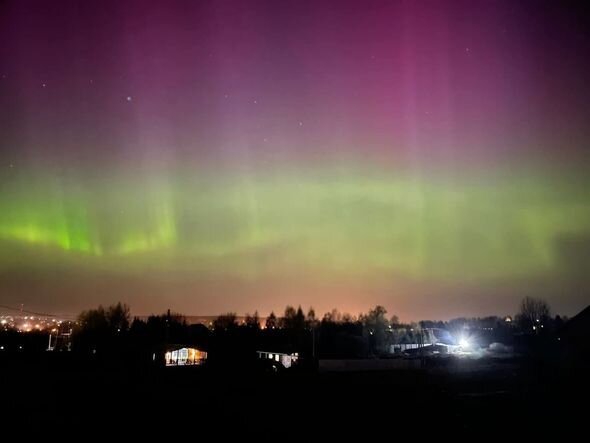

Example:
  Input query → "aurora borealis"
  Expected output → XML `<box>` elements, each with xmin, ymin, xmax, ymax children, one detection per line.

<box><xmin>1</xmin><ymin>1</ymin><xmax>589</xmax><ymax>319</ymax></box>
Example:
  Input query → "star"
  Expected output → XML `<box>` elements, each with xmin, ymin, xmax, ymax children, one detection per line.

<box><xmin>42</xmin><ymin>83</ymin><xmax>46</xmax><ymax>88</ymax></box>
<box><xmin>9</xmin><ymin>163</ymin><xmax>14</xmax><ymax>168</ymax></box>
<box><xmin>253</xmin><ymin>100</ymin><xmax>257</xmax><ymax>104</ymax></box>
<box><xmin>224</xmin><ymin>94</ymin><xmax>229</xmax><ymax>98</ymax></box>
<box><xmin>298</xmin><ymin>121</ymin><xmax>303</xmax><ymax>126</ymax></box>
<box><xmin>465</xmin><ymin>47</ymin><xmax>470</xmax><ymax>53</ymax></box>
<box><xmin>126</xmin><ymin>96</ymin><xmax>132</xmax><ymax>102</ymax></box>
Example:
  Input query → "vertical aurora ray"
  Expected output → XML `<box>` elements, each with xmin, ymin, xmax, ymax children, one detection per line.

<box><xmin>114</xmin><ymin>198</ymin><xmax>176</xmax><ymax>255</ymax></box>
<box><xmin>4</xmin><ymin>165</ymin><xmax>587</xmax><ymax>280</ymax></box>
<box><xmin>0</xmin><ymin>177</ymin><xmax>100</xmax><ymax>254</ymax></box>
<box><xmin>1</xmin><ymin>0</ymin><xmax>589</xmax><ymax>318</ymax></box>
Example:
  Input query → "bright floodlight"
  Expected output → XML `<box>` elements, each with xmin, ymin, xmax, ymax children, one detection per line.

<box><xmin>459</xmin><ymin>338</ymin><xmax>470</xmax><ymax>349</ymax></box>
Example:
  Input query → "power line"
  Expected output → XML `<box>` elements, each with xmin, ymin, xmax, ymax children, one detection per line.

<box><xmin>0</xmin><ymin>304</ymin><xmax>76</xmax><ymax>319</ymax></box>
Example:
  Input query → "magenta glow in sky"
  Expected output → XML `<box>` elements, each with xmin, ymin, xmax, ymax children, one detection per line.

<box><xmin>1</xmin><ymin>1</ymin><xmax>589</xmax><ymax>320</ymax></box>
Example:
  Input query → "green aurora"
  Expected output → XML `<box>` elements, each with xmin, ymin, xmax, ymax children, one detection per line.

<box><xmin>2</xmin><ymin>164</ymin><xmax>588</xmax><ymax>284</ymax></box>
<box><xmin>2</xmin><ymin>0</ymin><xmax>590</xmax><ymax>319</ymax></box>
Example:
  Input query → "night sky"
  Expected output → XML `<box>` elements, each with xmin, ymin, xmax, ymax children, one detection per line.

<box><xmin>1</xmin><ymin>0</ymin><xmax>589</xmax><ymax>320</ymax></box>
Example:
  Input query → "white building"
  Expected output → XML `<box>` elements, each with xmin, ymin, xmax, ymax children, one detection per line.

<box><xmin>164</xmin><ymin>346</ymin><xmax>207</xmax><ymax>366</ymax></box>
<box><xmin>256</xmin><ymin>350</ymin><xmax>299</xmax><ymax>368</ymax></box>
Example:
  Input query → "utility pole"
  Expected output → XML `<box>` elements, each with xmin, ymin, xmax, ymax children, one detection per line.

<box><xmin>311</xmin><ymin>326</ymin><xmax>315</xmax><ymax>359</ymax></box>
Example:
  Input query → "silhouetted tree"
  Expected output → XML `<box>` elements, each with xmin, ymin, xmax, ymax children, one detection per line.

<box><xmin>306</xmin><ymin>307</ymin><xmax>318</xmax><ymax>329</ymax></box>
<box><xmin>73</xmin><ymin>303</ymin><xmax>130</xmax><ymax>355</ymax></box>
<box><xmin>278</xmin><ymin>305</ymin><xmax>306</xmax><ymax>330</ymax></box>
<box><xmin>107</xmin><ymin>302</ymin><xmax>130</xmax><ymax>332</ymax></box>
<box><xmin>213</xmin><ymin>313</ymin><xmax>237</xmax><ymax>331</ymax></box>
<box><xmin>317</xmin><ymin>310</ymin><xmax>365</xmax><ymax>358</ymax></box>
<box><xmin>362</xmin><ymin>306</ymin><xmax>388</xmax><ymax>329</ymax></box>
<box><xmin>266</xmin><ymin>311</ymin><xmax>277</xmax><ymax>329</ymax></box>
<box><xmin>78</xmin><ymin>306</ymin><xmax>108</xmax><ymax>333</ymax></box>
<box><xmin>342</xmin><ymin>313</ymin><xmax>356</xmax><ymax>323</ymax></box>
<box><xmin>295</xmin><ymin>306</ymin><xmax>306</xmax><ymax>330</ymax></box>
<box><xmin>516</xmin><ymin>297</ymin><xmax>551</xmax><ymax>333</ymax></box>
<box><xmin>280</xmin><ymin>306</ymin><xmax>296</xmax><ymax>329</ymax></box>
<box><xmin>322</xmin><ymin>308</ymin><xmax>342</xmax><ymax>324</ymax></box>
<box><xmin>245</xmin><ymin>311</ymin><xmax>261</xmax><ymax>330</ymax></box>
<box><xmin>361</xmin><ymin>305</ymin><xmax>391</xmax><ymax>354</ymax></box>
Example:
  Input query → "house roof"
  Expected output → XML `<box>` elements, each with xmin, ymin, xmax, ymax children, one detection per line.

<box><xmin>165</xmin><ymin>344</ymin><xmax>206</xmax><ymax>352</ymax></box>
<box><xmin>559</xmin><ymin>305</ymin><xmax>590</xmax><ymax>341</ymax></box>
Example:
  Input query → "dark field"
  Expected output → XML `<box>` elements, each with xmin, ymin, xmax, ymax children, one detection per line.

<box><xmin>1</xmin><ymin>355</ymin><xmax>585</xmax><ymax>438</ymax></box>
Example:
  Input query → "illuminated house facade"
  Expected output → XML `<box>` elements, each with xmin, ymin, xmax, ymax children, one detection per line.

<box><xmin>165</xmin><ymin>346</ymin><xmax>207</xmax><ymax>366</ymax></box>
<box><xmin>256</xmin><ymin>350</ymin><xmax>299</xmax><ymax>368</ymax></box>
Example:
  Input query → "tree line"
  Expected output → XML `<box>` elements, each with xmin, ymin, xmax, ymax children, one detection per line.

<box><xmin>68</xmin><ymin>296</ymin><xmax>564</xmax><ymax>365</ymax></box>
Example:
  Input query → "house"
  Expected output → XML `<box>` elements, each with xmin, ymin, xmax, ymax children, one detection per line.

<box><xmin>558</xmin><ymin>305</ymin><xmax>590</xmax><ymax>372</ymax></box>
<box><xmin>390</xmin><ymin>328</ymin><xmax>464</xmax><ymax>354</ymax></box>
<box><xmin>256</xmin><ymin>350</ymin><xmax>299</xmax><ymax>368</ymax></box>
<box><xmin>163</xmin><ymin>345</ymin><xmax>207</xmax><ymax>367</ymax></box>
